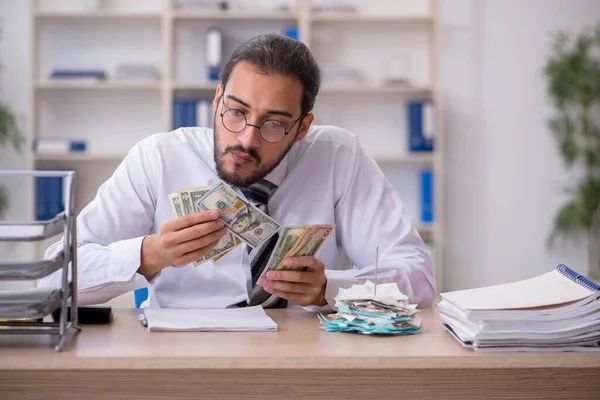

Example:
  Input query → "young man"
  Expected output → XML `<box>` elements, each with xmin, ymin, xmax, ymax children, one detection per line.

<box><xmin>39</xmin><ymin>34</ymin><xmax>436</xmax><ymax>310</ymax></box>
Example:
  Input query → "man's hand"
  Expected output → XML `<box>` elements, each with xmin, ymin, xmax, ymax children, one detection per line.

<box><xmin>138</xmin><ymin>210</ymin><xmax>227</xmax><ymax>280</ymax></box>
<box><xmin>257</xmin><ymin>256</ymin><xmax>328</xmax><ymax>307</ymax></box>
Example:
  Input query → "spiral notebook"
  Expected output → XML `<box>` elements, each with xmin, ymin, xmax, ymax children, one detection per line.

<box><xmin>438</xmin><ymin>265</ymin><xmax>600</xmax><ymax>352</ymax></box>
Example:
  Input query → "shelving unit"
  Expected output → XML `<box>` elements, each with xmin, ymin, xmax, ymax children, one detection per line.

<box><xmin>36</xmin><ymin>80</ymin><xmax>162</xmax><ymax>90</ymax></box>
<box><xmin>26</xmin><ymin>0</ymin><xmax>443</xmax><ymax>291</ymax></box>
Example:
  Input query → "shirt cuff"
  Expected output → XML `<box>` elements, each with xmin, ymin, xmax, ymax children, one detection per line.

<box><xmin>107</xmin><ymin>236</ymin><xmax>147</xmax><ymax>283</ymax></box>
<box><xmin>300</xmin><ymin>269</ymin><xmax>352</xmax><ymax>313</ymax></box>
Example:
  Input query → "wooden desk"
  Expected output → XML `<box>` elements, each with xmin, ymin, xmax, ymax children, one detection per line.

<box><xmin>1</xmin><ymin>308</ymin><xmax>599</xmax><ymax>400</ymax></box>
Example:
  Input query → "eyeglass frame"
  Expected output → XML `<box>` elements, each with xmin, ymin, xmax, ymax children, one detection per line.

<box><xmin>218</xmin><ymin>94</ymin><xmax>306</xmax><ymax>144</ymax></box>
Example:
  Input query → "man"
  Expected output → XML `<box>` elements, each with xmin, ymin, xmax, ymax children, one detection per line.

<box><xmin>38</xmin><ymin>34</ymin><xmax>436</xmax><ymax>310</ymax></box>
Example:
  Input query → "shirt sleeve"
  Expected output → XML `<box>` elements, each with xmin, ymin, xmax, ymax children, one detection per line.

<box><xmin>323</xmin><ymin>136</ymin><xmax>437</xmax><ymax>310</ymax></box>
<box><xmin>37</xmin><ymin>142</ymin><xmax>160</xmax><ymax>306</ymax></box>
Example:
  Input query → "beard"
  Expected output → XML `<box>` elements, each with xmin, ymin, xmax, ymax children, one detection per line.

<box><xmin>213</xmin><ymin>124</ymin><xmax>296</xmax><ymax>188</ymax></box>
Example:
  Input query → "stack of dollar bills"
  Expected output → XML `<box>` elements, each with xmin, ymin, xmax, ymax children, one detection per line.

<box><xmin>319</xmin><ymin>281</ymin><xmax>422</xmax><ymax>335</ymax></box>
<box><xmin>168</xmin><ymin>181</ymin><xmax>334</xmax><ymax>270</ymax></box>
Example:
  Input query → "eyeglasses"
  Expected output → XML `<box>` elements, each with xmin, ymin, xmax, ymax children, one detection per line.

<box><xmin>220</xmin><ymin>97</ymin><xmax>304</xmax><ymax>144</ymax></box>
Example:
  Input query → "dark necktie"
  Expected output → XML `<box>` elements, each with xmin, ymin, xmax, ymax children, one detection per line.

<box><xmin>240</xmin><ymin>180</ymin><xmax>288</xmax><ymax>309</ymax></box>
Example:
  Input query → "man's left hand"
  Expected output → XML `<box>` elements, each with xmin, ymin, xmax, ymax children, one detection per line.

<box><xmin>257</xmin><ymin>256</ymin><xmax>328</xmax><ymax>307</ymax></box>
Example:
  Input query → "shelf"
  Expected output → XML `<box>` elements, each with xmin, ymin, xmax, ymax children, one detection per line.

<box><xmin>172</xmin><ymin>10</ymin><xmax>297</xmax><ymax>20</ymax></box>
<box><xmin>173</xmin><ymin>82</ymin><xmax>218</xmax><ymax>90</ymax></box>
<box><xmin>36</xmin><ymin>81</ymin><xmax>162</xmax><ymax>90</ymax></box>
<box><xmin>35</xmin><ymin>11</ymin><xmax>162</xmax><ymax>19</ymax></box>
<box><xmin>311</xmin><ymin>12</ymin><xmax>432</xmax><ymax>23</ymax></box>
<box><xmin>34</xmin><ymin>154</ymin><xmax>127</xmax><ymax>162</ymax></box>
<box><xmin>320</xmin><ymin>84</ymin><xmax>431</xmax><ymax>95</ymax></box>
<box><xmin>374</xmin><ymin>154</ymin><xmax>434</xmax><ymax>164</ymax></box>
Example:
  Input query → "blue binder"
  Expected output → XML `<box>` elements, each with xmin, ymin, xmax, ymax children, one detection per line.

<box><xmin>173</xmin><ymin>99</ymin><xmax>198</xmax><ymax>129</ymax></box>
<box><xmin>420</xmin><ymin>169</ymin><xmax>433</xmax><ymax>223</ymax></box>
<box><xmin>35</xmin><ymin>175</ymin><xmax>65</xmax><ymax>221</ymax></box>
<box><xmin>408</xmin><ymin>100</ymin><xmax>434</xmax><ymax>152</ymax></box>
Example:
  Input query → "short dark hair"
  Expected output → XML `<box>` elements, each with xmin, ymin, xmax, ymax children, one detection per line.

<box><xmin>221</xmin><ymin>33</ymin><xmax>321</xmax><ymax>116</ymax></box>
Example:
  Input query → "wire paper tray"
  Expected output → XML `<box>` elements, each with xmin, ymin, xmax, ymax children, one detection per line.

<box><xmin>0</xmin><ymin>251</ymin><xmax>65</xmax><ymax>280</ymax></box>
<box><xmin>0</xmin><ymin>288</ymin><xmax>64</xmax><ymax>320</ymax></box>
<box><xmin>0</xmin><ymin>212</ymin><xmax>66</xmax><ymax>241</ymax></box>
<box><xmin>0</xmin><ymin>170</ymin><xmax>80</xmax><ymax>351</ymax></box>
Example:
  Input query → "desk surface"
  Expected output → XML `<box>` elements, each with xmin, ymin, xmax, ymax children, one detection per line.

<box><xmin>1</xmin><ymin>308</ymin><xmax>599</xmax><ymax>371</ymax></box>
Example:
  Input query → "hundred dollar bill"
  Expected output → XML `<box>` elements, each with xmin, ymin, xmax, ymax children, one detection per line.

<box><xmin>182</xmin><ymin>186</ymin><xmax>241</xmax><ymax>262</ymax></box>
<box><xmin>169</xmin><ymin>187</ymin><xmax>239</xmax><ymax>266</ymax></box>
<box><xmin>195</xmin><ymin>181</ymin><xmax>280</xmax><ymax>248</ymax></box>
<box><xmin>195</xmin><ymin>182</ymin><xmax>249</xmax><ymax>225</ymax></box>
<box><xmin>265</xmin><ymin>224</ymin><xmax>335</xmax><ymax>271</ymax></box>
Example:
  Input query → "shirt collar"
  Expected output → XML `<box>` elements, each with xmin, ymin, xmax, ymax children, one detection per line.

<box><xmin>262</xmin><ymin>153</ymin><xmax>288</xmax><ymax>188</ymax></box>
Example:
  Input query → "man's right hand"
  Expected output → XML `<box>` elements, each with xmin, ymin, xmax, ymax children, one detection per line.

<box><xmin>138</xmin><ymin>210</ymin><xmax>227</xmax><ymax>280</ymax></box>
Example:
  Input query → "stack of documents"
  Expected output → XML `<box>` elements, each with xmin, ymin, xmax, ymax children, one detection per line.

<box><xmin>438</xmin><ymin>264</ymin><xmax>600</xmax><ymax>352</ymax></box>
<box><xmin>141</xmin><ymin>305</ymin><xmax>277</xmax><ymax>332</ymax></box>
<box><xmin>319</xmin><ymin>281</ymin><xmax>421</xmax><ymax>335</ymax></box>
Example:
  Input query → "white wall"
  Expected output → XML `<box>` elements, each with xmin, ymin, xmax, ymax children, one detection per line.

<box><xmin>0</xmin><ymin>0</ymin><xmax>31</xmax><ymax>290</ymax></box>
<box><xmin>440</xmin><ymin>0</ymin><xmax>600</xmax><ymax>291</ymax></box>
<box><xmin>1</xmin><ymin>0</ymin><xmax>599</xmax><ymax>294</ymax></box>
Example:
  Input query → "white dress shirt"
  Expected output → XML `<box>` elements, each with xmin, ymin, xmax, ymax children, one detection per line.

<box><xmin>38</xmin><ymin>125</ymin><xmax>436</xmax><ymax>309</ymax></box>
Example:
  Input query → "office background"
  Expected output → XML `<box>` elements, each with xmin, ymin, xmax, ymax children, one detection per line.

<box><xmin>0</xmin><ymin>0</ymin><xmax>599</xmax><ymax>305</ymax></box>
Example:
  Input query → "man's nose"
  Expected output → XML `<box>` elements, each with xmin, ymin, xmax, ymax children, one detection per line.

<box><xmin>237</xmin><ymin>123</ymin><xmax>262</xmax><ymax>149</ymax></box>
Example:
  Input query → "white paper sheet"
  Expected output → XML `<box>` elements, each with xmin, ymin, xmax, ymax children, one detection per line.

<box><xmin>141</xmin><ymin>305</ymin><xmax>278</xmax><ymax>332</ymax></box>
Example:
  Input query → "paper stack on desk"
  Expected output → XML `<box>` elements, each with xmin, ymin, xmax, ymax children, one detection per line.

<box><xmin>438</xmin><ymin>264</ymin><xmax>600</xmax><ymax>352</ymax></box>
<box><xmin>319</xmin><ymin>281</ymin><xmax>421</xmax><ymax>335</ymax></box>
<box><xmin>142</xmin><ymin>305</ymin><xmax>278</xmax><ymax>332</ymax></box>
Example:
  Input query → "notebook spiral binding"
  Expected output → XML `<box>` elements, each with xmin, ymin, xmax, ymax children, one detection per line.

<box><xmin>556</xmin><ymin>264</ymin><xmax>600</xmax><ymax>292</ymax></box>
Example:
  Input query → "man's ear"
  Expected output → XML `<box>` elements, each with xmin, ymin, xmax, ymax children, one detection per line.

<box><xmin>213</xmin><ymin>84</ymin><xmax>223</xmax><ymax>114</ymax></box>
<box><xmin>295</xmin><ymin>113</ymin><xmax>315</xmax><ymax>143</ymax></box>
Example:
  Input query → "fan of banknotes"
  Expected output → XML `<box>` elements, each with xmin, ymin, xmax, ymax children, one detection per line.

<box><xmin>318</xmin><ymin>280</ymin><xmax>422</xmax><ymax>335</ymax></box>
<box><xmin>168</xmin><ymin>181</ymin><xmax>334</xmax><ymax>269</ymax></box>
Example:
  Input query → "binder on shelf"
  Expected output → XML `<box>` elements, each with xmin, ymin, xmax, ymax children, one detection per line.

<box><xmin>196</xmin><ymin>99</ymin><xmax>213</xmax><ymax>127</ymax></box>
<box><xmin>34</xmin><ymin>138</ymin><xmax>87</xmax><ymax>155</ymax></box>
<box><xmin>408</xmin><ymin>100</ymin><xmax>434</xmax><ymax>152</ymax></box>
<box><xmin>49</xmin><ymin>69</ymin><xmax>106</xmax><ymax>81</ymax></box>
<box><xmin>284</xmin><ymin>26</ymin><xmax>299</xmax><ymax>40</ymax></box>
<box><xmin>35</xmin><ymin>174</ymin><xmax>65</xmax><ymax>221</ymax></box>
<box><xmin>420</xmin><ymin>169</ymin><xmax>433</xmax><ymax>223</ymax></box>
<box><xmin>206</xmin><ymin>28</ymin><xmax>223</xmax><ymax>82</ymax></box>
<box><xmin>173</xmin><ymin>98</ymin><xmax>213</xmax><ymax>129</ymax></box>
<box><xmin>438</xmin><ymin>264</ymin><xmax>600</xmax><ymax>352</ymax></box>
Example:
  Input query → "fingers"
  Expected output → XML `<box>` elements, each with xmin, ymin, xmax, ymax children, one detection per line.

<box><xmin>263</xmin><ymin>289</ymin><xmax>316</xmax><ymax>308</ymax></box>
<box><xmin>162</xmin><ymin>218</ymin><xmax>225</xmax><ymax>247</ymax></box>
<box><xmin>261</xmin><ymin>279</ymin><xmax>312</xmax><ymax>294</ymax></box>
<box><xmin>163</xmin><ymin>227</ymin><xmax>227</xmax><ymax>266</ymax></box>
<box><xmin>264</xmin><ymin>269</ymin><xmax>313</xmax><ymax>283</ymax></box>
<box><xmin>177</xmin><ymin>227</ymin><xmax>228</xmax><ymax>255</ymax></box>
<box><xmin>164</xmin><ymin>210</ymin><xmax>220</xmax><ymax>232</ymax></box>
<box><xmin>172</xmin><ymin>237</ymin><xmax>223</xmax><ymax>267</ymax></box>
<box><xmin>283</xmin><ymin>256</ymin><xmax>324</xmax><ymax>272</ymax></box>
<box><xmin>257</xmin><ymin>255</ymin><xmax>328</xmax><ymax>307</ymax></box>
